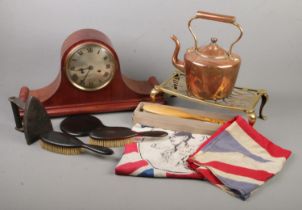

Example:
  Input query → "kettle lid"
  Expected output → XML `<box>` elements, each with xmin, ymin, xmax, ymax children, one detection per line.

<box><xmin>198</xmin><ymin>37</ymin><xmax>228</xmax><ymax>59</ymax></box>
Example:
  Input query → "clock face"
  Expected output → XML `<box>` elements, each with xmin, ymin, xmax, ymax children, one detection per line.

<box><xmin>65</xmin><ymin>43</ymin><xmax>116</xmax><ymax>91</ymax></box>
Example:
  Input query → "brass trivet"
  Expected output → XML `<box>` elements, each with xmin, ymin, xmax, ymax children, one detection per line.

<box><xmin>150</xmin><ymin>72</ymin><xmax>268</xmax><ymax>125</ymax></box>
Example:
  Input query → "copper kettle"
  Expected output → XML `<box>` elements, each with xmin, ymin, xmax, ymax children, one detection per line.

<box><xmin>171</xmin><ymin>11</ymin><xmax>243</xmax><ymax>100</ymax></box>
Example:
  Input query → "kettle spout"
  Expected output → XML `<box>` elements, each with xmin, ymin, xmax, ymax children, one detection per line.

<box><xmin>171</xmin><ymin>35</ymin><xmax>185</xmax><ymax>73</ymax></box>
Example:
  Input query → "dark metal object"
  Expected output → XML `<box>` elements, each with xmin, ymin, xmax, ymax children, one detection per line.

<box><xmin>9</xmin><ymin>96</ymin><xmax>26</xmax><ymax>132</ymax></box>
<box><xmin>9</xmin><ymin>96</ymin><xmax>53</xmax><ymax>144</ymax></box>
<box><xmin>40</xmin><ymin>131</ymin><xmax>113</xmax><ymax>155</ymax></box>
<box><xmin>60</xmin><ymin>115</ymin><xmax>103</xmax><ymax>137</ymax></box>
<box><xmin>24</xmin><ymin>97</ymin><xmax>53</xmax><ymax>145</ymax></box>
<box><xmin>90</xmin><ymin>127</ymin><xmax>168</xmax><ymax>140</ymax></box>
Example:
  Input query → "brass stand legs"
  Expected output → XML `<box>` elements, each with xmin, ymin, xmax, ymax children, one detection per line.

<box><xmin>247</xmin><ymin>111</ymin><xmax>257</xmax><ymax>126</ymax></box>
<box><xmin>248</xmin><ymin>91</ymin><xmax>268</xmax><ymax>126</ymax></box>
<box><xmin>150</xmin><ymin>86</ymin><xmax>161</xmax><ymax>102</ymax></box>
<box><xmin>259</xmin><ymin>91</ymin><xmax>269</xmax><ymax>120</ymax></box>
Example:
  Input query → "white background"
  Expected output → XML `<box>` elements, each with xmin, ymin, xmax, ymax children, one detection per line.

<box><xmin>0</xmin><ymin>0</ymin><xmax>301</xmax><ymax>209</ymax></box>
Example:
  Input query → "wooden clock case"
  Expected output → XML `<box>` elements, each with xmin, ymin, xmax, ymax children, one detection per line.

<box><xmin>18</xmin><ymin>29</ymin><xmax>162</xmax><ymax>117</ymax></box>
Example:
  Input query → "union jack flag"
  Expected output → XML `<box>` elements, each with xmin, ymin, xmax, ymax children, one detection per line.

<box><xmin>187</xmin><ymin>116</ymin><xmax>292</xmax><ymax>200</ymax></box>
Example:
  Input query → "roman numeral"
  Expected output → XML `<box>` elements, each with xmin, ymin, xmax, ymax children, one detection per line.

<box><xmin>87</xmin><ymin>47</ymin><xmax>93</xmax><ymax>53</ymax></box>
<box><xmin>88</xmin><ymin>82</ymin><xmax>94</xmax><ymax>88</ymax></box>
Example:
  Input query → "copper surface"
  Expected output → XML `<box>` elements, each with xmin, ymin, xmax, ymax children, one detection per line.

<box><xmin>171</xmin><ymin>10</ymin><xmax>243</xmax><ymax>100</ymax></box>
<box><xmin>196</xmin><ymin>11</ymin><xmax>235</xmax><ymax>23</ymax></box>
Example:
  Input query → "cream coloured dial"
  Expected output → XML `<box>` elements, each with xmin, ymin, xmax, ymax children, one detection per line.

<box><xmin>66</xmin><ymin>43</ymin><xmax>116</xmax><ymax>91</ymax></box>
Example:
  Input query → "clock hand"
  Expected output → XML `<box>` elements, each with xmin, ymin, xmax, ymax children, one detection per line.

<box><xmin>71</xmin><ymin>66</ymin><xmax>89</xmax><ymax>72</ymax></box>
<box><xmin>71</xmin><ymin>64</ymin><xmax>94</xmax><ymax>72</ymax></box>
<box><xmin>80</xmin><ymin>65</ymin><xmax>94</xmax><ymax>85</ymax></box>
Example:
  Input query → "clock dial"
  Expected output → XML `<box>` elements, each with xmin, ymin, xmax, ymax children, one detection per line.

<box><xmin>66</xmin><ymin>43</ymin><xmax>116</xmax><ymax>91</ymax></box>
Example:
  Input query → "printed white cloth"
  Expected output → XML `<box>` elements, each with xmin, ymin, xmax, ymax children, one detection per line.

<box><xmin>115</xmin><ymin>124</ymin><xmax>208</xmax><ymax>179</ymax></box>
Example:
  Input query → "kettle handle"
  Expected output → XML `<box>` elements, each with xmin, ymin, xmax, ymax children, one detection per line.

<box><xmin>188</xmin><ymin>11</ymin><xmax>243</xmax><ymax>56</ymax></box>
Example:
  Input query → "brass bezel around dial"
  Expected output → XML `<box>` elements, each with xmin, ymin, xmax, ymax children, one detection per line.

<box><xmin>64</xmin><ymin>42</ymin><xmax>117</xmax><ymax>91</ymax></box>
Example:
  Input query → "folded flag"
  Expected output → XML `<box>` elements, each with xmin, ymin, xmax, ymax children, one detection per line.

<box><xmin>187</xmin><ymin>116</ymin><xmax>292</xmax><ymax>200</ymax></box>
<box><xmin>115</xmin><ymin>124</ymin><xmax>209</xmax><ymax>179</ymax></box>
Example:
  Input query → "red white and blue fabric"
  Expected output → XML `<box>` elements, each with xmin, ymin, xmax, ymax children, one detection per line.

<box><xmin>187</xmin><ymin>116</ymin><xmax>292</xmax><ymax>200</ymax></box>
<box><xmin>115</xmin><ymin>124</ymin><xmax>208</xmax><ymax>179</ymax></box>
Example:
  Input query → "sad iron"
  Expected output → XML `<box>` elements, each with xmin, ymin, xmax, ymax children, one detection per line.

<box><xmin>9</xmin><ymin>96</ymin><xmax>52</xmax><ymax>145</ymax></box>
<box><xmin>8</xmin><ymin>96</ymin><xmax>113</xmax><ymax>156</ymax></box>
